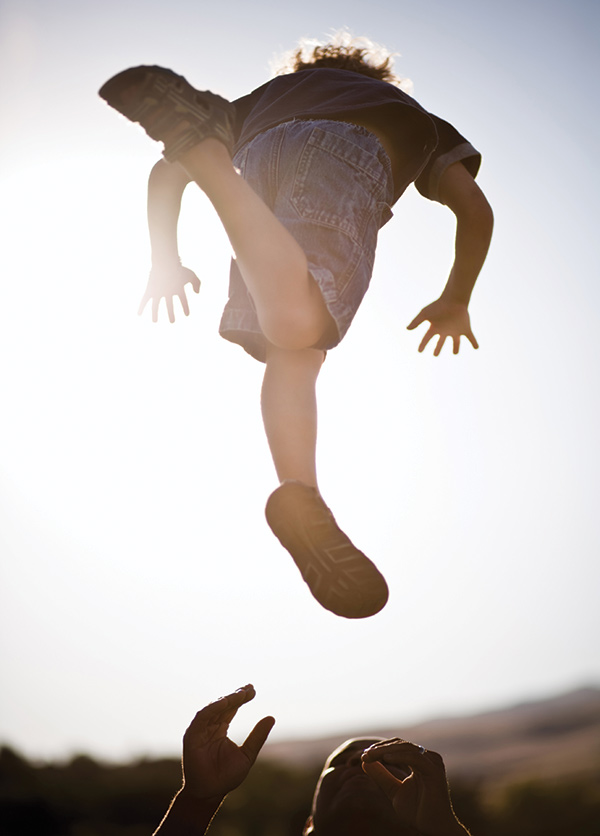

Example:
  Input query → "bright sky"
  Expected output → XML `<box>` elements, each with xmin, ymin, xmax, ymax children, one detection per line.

<box><xmin>1</xmin><ymin>0</ymin><xmax>599</xmax><ymax>762</ymax></box>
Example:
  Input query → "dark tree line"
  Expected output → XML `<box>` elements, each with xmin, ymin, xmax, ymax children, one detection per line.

<box><xmin>1</xmin><ymin>745</ymin><xmax>599</xmax><ymax>836</ymax></box>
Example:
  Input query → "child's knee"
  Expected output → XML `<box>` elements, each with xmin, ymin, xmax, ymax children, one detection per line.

<box><xmin>265</xmin><ymin>342</ymin><xmax>325</xmax><ymax>374</ymax></box>
<box><xmin>260</xmin><ymin>303</ymin><xmax>335</xmax><ymax>352</ymax></box>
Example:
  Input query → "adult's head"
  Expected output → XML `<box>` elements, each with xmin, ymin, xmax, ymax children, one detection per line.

<box><xmin>303</xmin><ymin>737</ymin><xmax>413</xmax><ymax>836</ymax></box>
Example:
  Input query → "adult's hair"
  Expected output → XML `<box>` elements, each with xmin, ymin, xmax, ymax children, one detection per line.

<box><xmin>276</xmin><ymin>33</ymin><xmax>405</xmax><ymax>86</ymax></box>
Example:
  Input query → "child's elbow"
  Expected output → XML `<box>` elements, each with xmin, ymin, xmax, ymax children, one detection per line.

<box><xmin>459</xmin><ymin>188</ymin><xmax>494</xmax><ymax>239</ymax></box>
<box><xmin>476</xmin><ymin>194</ymin><xmax>494</xmax><ymax>236</ymax></box>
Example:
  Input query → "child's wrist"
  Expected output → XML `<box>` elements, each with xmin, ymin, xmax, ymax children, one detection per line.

<box><xmin>440</xmin><ymin>286</ymin><xmax>471</xmax><ymax>306</ymax></box>
<box><xmin>151</xmin><ymin>254</ymin><xmax>182</xmax><ymax>270</ymax></box>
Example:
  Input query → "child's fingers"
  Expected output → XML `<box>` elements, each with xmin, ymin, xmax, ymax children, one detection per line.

<box><xmin>138</xmin><ymin>293</ymin><xmax>150</xmax><ymax>316</ymax></box>
<box><xmin>188</xmin><ymin>271</ymin><xmax>201</xmax><ymax>293</ymax></box>
<box><xmin>166</xmin><ymin>296</ymin><xmax>175</xmax><ymax>323</ymax></box>
<box><xmin>407</xmin><ymin>311</ymin><xmax>426</xmax><ymax>330</ymax></box>
<box><xmin>179</xmin><ymin>289</ymin><xmax>190</xmax><ymax>317</ymax></box>
<box><xmin>418</xmin><ymin>327</ymin><xmax>435</xmax><ymax>352</ymax></box>
<box><xmin>467</xmin><ymin>331</ymin><xmax>479</xmax><ymax>349</ymax></box>
<box><xmin>180</xmin><ymin>267</ymin><xmax>200</xmax><ymax>298</ymax></box>
<box><xmin>433</xmin><ymin>335</ymin><xmax>447</xmax><ymax>356</ymax></box>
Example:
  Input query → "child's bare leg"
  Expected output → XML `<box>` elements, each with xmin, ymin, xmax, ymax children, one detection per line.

<box><xmin>261</xmin><ymin>344</ymin><xmax>324</xmax><ymax>488</ymax></box>
<box><xmin>177</xmin><ymin>139</ymin><xmax>333</xmax><ymax>352</ymax></box>
<box><xmin>261</xmin><ymin>346</ymin><xmax>388</xmax><ymax>621</ymax></box>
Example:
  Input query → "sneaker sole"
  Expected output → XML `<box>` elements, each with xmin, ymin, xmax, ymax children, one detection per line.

<box><xmin>99</xmin><ymin>65</ymin><xmax>235</xmax><ymax>160</ymax></box>
<box><xmin>265</xmin><ymin>482</ymin><xmax>389</xmax><ymax>619</ymax></box>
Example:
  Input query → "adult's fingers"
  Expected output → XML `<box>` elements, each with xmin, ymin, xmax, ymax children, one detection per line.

<box><xmin>363</xmin><ymin>740</ymin><xmax>430</xmax><ymax>762</ymax></box>
<box><xmin>210</xmin><ymin>685</ymin><xmax>256</xmax><ymax>721</ymax></box>
<box><xmin>241</xmin><ymin>715</ymin><xmax>276</xmax><ymax>763</ymax></box>
<box><xmin>363</xmin><ymin>738</ymin><xmax>405</xmax><ymax>752</ymax></box>
<box><xmin>224</xmin><ymin>684</ymin><xmax>256</xmax><ymax>707</ymax></box>
<box><xmin>363</xmin><ymin>739</ymin><xmax>412</xmax><ymax>761</ymax></box>
<box><xmin>186</xmin><ymin>685</ymin><xmax>256</xmax><ymax>731</ymax></box>
<box><xmin>362</xmin><ymin>760</ymin><xmax>404</xmax><ymax>801</ymax></box>
<box><xmin>363</xmin><ymin>741</ymin><xmax>443</xmax><ymax>776</ymax></box>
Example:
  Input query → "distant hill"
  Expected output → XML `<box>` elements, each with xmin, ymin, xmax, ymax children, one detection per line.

<box><xmin>263</xmin><ymin>686</ymin><xmax>600</xmax><ymax>796</ymax></box>
<box><xmin>1</xmin><ymin>687</ymin><xmax>599</xmax><ymax>835</ymax></box>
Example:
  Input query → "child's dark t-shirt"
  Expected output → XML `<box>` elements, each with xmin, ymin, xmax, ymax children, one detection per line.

<box><xmin>232</xmin><ymin>68</ymin><xmax>481</xmax><ymax>203</ymax></box>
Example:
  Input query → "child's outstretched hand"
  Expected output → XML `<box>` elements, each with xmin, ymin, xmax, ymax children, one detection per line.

<box><xmin>181</xmin><ymin>684</ymin><xmax>275</xmax><ymax>801</ymax></box>
<box><xmin>138</xmin><ymin>263</ymin><xmax>200</xmax><ymax>323</ymax></box>
<box><xmin>407</xmin><ymin>298</ymin><xmax>478</xmax><ymax>356</ymax></box>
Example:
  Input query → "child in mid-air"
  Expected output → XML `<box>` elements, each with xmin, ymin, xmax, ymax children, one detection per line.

<box><xmin>99</xmin><ymin>35</ymin><xmax>493</xmax><ymax>619</ymax></box>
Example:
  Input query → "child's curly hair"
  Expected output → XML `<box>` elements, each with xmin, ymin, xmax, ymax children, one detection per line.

<box><xmin>275</xmin><ymin>32</ymin><xmax>409</xmax><ymax>88</ymax></box>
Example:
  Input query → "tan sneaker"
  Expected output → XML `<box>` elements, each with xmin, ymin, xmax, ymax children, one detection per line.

<box><xmin>99</xmin><ymin>65</ymin><xmax>235</xmax><ymax>161</ymax></box>
<box><xmin>265</xmin><ymin>481</ymin><xmax>389</xmax><ymax>618</ymax></box>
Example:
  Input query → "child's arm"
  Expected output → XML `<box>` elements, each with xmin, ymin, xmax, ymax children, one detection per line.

<box><xmin>407</xmin><ymin>161</ymin><xmax>493</xmax><ymax>355</ymax></box>
<box><xmin>139</xmin><ymin>158</ymin><xmax>200</xmax><ymax>323</ymax></box>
